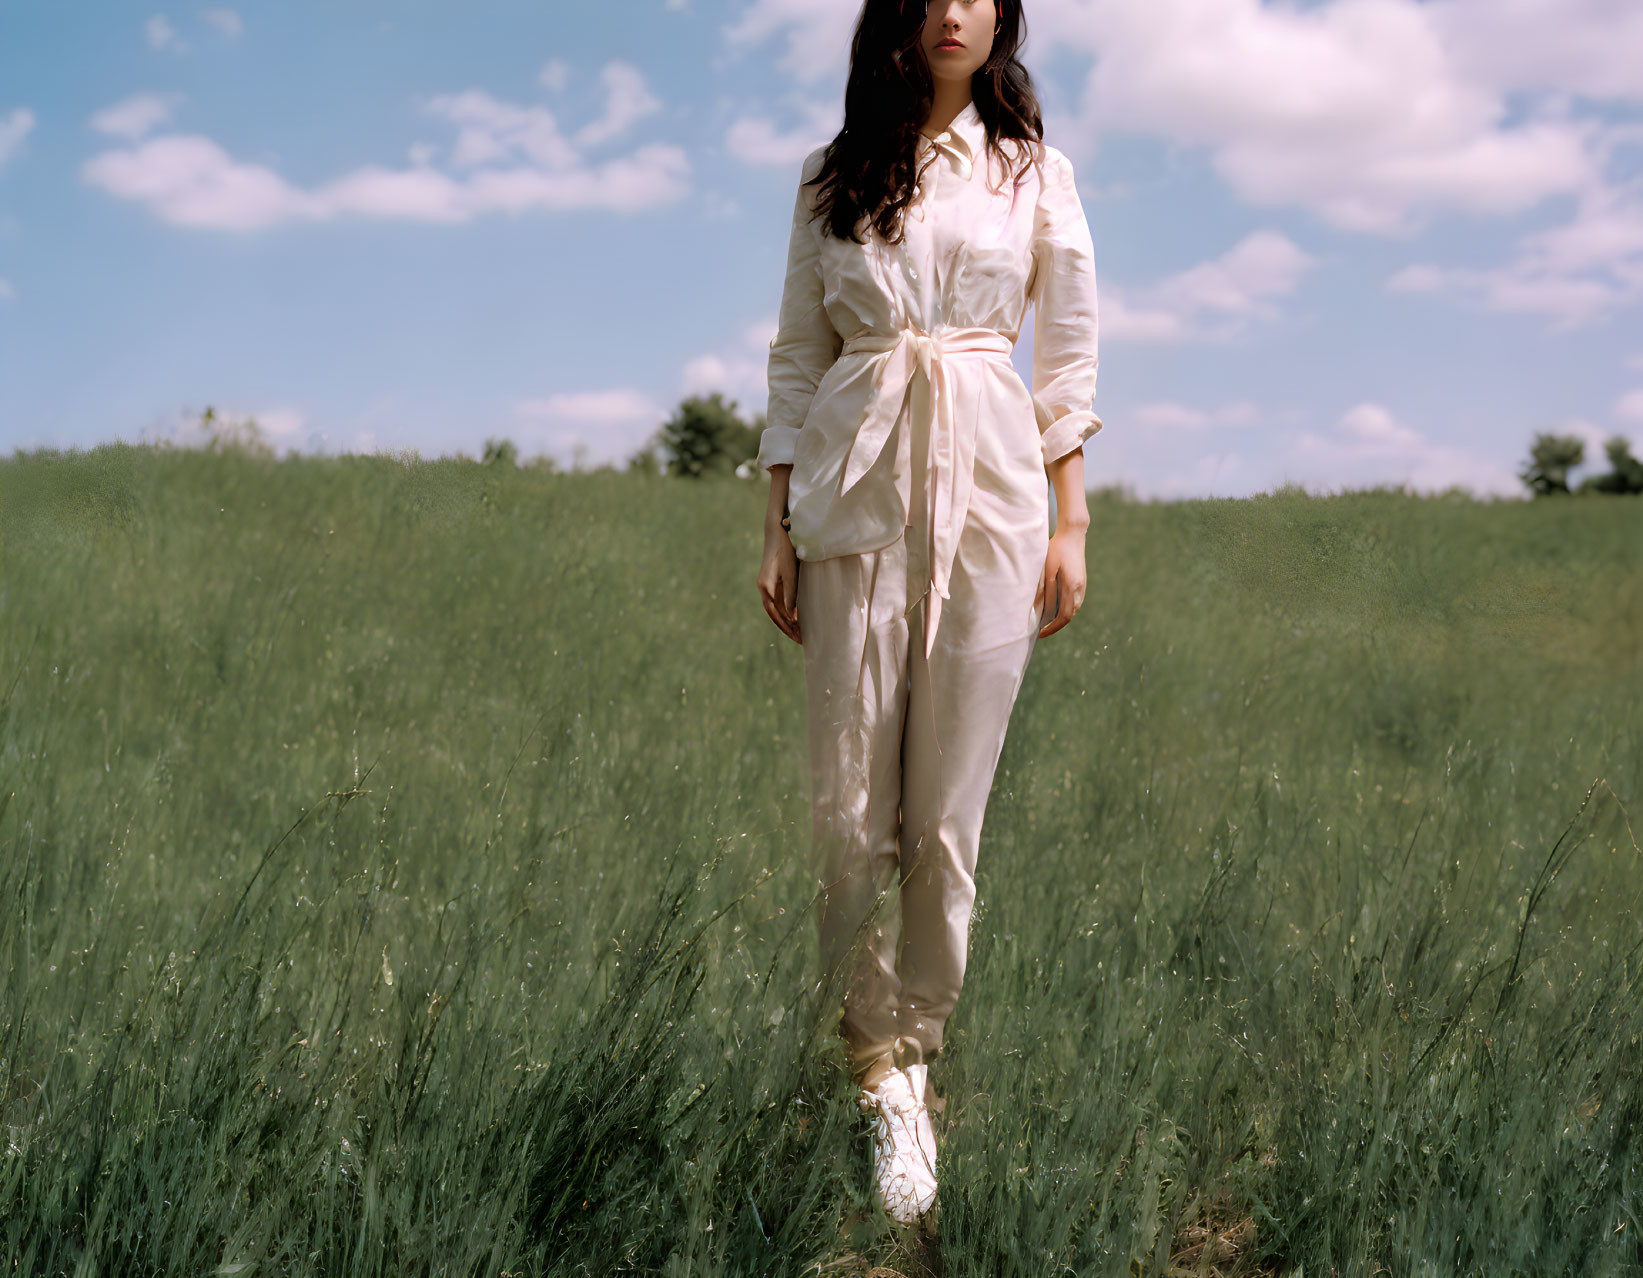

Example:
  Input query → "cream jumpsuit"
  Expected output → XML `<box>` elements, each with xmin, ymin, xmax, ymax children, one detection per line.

<box><xmin>758</xmin><ymin>101</ymin><xmax>1102</xmax><ymax>1078</ymax></box>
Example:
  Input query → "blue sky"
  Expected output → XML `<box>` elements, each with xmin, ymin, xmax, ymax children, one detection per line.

<box><xmin>2</xmin><ymin>0</ymin><xmax>1641</xmax><ymax>499</ymax></box>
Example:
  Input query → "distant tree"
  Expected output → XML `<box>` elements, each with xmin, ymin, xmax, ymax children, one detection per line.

<box><xmin>1574</xmin><ymin>435</ymin><xmax>1643</xmax><ymax>496</ymax></box>
<box><xmin>656</xmin><ymin>392</ymin><xmax>762</xmax><ymax>479</ymax></box>
<box><xmin>481</xmin><ymin>435</ymin><xmax>519</xmax><ymax>467</ymax></box>
<box><xmin>1518</xmin><ymin>432</ymin><xmax>1585</xmax><ymax>497</ymax></box>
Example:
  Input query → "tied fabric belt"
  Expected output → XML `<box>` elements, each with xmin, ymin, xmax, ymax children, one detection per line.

<box><xmin>836</xmin><ymin>324</ymin><xmax>1015</xmax><ymax>662</ymax></box>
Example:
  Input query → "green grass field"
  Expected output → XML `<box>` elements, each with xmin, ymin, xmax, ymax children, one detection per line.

<box><xmin>2</xmin><ymin>443</ymin><xmax>1639</xmax><ymax>1277</ymax></box>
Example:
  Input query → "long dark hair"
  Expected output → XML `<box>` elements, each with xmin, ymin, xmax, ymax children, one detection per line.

<box><xmin>807</xmin><ymin>0</ymin><xmax>1045</xmax><ymax>245</ymax></box>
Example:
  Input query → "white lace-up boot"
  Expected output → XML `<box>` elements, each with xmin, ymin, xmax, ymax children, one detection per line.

<box><xmin>858</xmin><ymin>1035</ymin><xmax>939</xmax><ymax>1224</ymax></box>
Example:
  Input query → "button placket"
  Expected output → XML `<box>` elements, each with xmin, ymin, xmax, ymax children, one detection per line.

<box><xmin>904</xmin><ymin>150</ymin><xmax>933</xmax><ymax>289</ymax></box>
<box><xmin>904</xmin><ymin>131</ymin><xmax>970</xmax><ymax>325</ymax></box>
<box><xmin>898</xmin><ymin>179</ymin><xmax>926</xmax><ymax>326</ymax></box>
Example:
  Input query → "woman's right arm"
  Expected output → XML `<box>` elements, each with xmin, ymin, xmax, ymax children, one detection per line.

<box><xmin>758</xmin><ymin>150</ymin><xmax>842</xmax><ymax>476</ymax></box>
<box><xmin>758</xmin><ymin>150</ymin><xmax>841</xmax><ymax>645</ymax></box>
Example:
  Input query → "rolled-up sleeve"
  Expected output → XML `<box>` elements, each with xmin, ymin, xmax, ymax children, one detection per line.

<box><xmin>758</xmin><ymin>150</ymin><xmax>843</xmax><ymax>473</ymax></box>
<box><xmin>1027</xmin><ymin>147</ymin><xmax>1102</xmax><ymax>466</ymax></box>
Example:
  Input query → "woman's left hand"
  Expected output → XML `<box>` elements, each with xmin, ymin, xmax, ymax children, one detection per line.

<box><xmin>1035</xmin><ymin>526</ymin><xmax>1087</xmax><ymax>639</ymax></box>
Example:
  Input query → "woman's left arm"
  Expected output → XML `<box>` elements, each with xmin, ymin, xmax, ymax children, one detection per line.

<box><xmin>1027</xmin><ymin>147</ymin><xmax>1102</xmax><ymax>638</ymax></box>
<box><xmin>1037</xmin><ymin>450</ymin><xmax>1088</xmax><ymax>638</ymax></box>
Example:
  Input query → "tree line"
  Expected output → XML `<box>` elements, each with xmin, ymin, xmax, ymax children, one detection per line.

<box><xmin>478</xmin><ymin>393</ymin><xmax>761</xmax><ymax>478</ymax></box>
<box><xmin>161</xmin><ymin>403</ymin><xmax>1643</xmax><ymax>498</ymax></box>
<box><xmin>623</xmin><ymin>400</ymin><xmax>1643</xmax><ymax>500</ymax></box>
<box><xmin>1519</xmin><ymin>431</ymin><xmax>1643</xmax><ymax>497</ymax></box>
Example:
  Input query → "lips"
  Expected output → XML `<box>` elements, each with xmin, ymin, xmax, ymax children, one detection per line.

<box><xmin>935</xmin><ymin>39</ymin><xmax>964</xmax><ymax>48</ymax></box>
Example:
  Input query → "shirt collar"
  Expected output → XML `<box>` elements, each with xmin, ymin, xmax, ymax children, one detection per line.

<box><xmin>918</xmin><ymin>99</ymin><xmax>985</xmax><ymax>180</ymax></box>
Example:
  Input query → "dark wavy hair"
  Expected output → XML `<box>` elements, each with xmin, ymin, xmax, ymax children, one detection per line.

<box><xmin>807</xmin><ymin>0</ymin><xmax>1045</xmax><ymax>245</ymax></box>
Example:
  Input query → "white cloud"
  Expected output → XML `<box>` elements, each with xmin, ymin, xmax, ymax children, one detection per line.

<box><xmin>425</xmin><ymin>90</ymin><xmax>582</xmax><ymax>170</ymax></box>
<box><xmin>724</xmin><ymin>0</ymin><xmax>856</xmax><ymax>87</ymax></box>
<box><xmin>1057</xmin><ymin>0</ymin><xmax>1602</xmax><ymax>235</ymax></box>
<box><xmin>1081</xmin><ymin>403</ymin><xmax>1282</xmax><ymax>498</ymax></box>
<box><xmin>573</xmin><ymin>61</ymin><xmax>662</xmax><ymax>149</ymax></box>
<box><xmin>1430</xmin><ymin>0</ymin><xmax>1643</xmax><ymax>103</ymax></box>
<box><xmin>1336</xmin><ymin>401</ymin><xmax>1425</xmax><ymax>450</ymax></box>
<box><xmin>726</xmin><ymin>98</ymin><xmax>838</xmax><ymax>167</ymax></box>
<box><xmin>1090</xmin><ymin>397</ymin><xmax>1255</xmax><ymax>499</ymax></box>
<box><xmin>538</xmin><ymin>58</ymin><xmax>571</xmax><ymax>93</ymax></box>
<box><xmin>1387</xmin><ymin>181</ymin><xmax>1643</xmax><ymax>328</ymax></box>
<box><xmin>318</xmin><ymin>144</ymin><xmax>689</xmax><ymax>222</ymax></box>
<box><xmin>1288</xmin><ymin>400</ymin><xmax>1521</xmax><ymax>496</ymax></box>
<box><xmin>199</xmin><ymin>8</ymin><xmax>243</xmax><ymax>39</ymax></box>
<box><xmin>0</xmin><ymin>277</ymin><xmax>15</xmax><ymax>301</ymax></box>
<box><xmin>512</xmin><ymin>389</ymin><xmax>665</xmax><ymax>467</ymax></box>
<box><xmin>1097</xmin><ymin>295</ymin><xmax>1194</xmax><ymax>344</ymax></box>
<box><xmin>82</xmin><ymin>136</ymin><xmax>321</xmax><ymax>231</ymax></box>
<box><xmin>89</xmin><ymin>92</ymin><xmax>184</xmax><ymax>142</ymax></box>
<box><xmin>1515</xmin><ymin>179</ymin><xmax>1643</xmax><ymax>275</ymax></box>
<box><xmin>1103</xmin><ymin>230</ymin><xmax>1317</xmax><ymax>343</ymax></box>
<box><xmin>517</xmin><ymin>389</ymin><xmax>661</xmax><ymax>426</ymax></box>
<box><xmin>1131</xmin><ymin>400</ymin><xmax>1259</xmax><ymax>430</ymax></box>
<box><xmin>1149</xmin><ymin>231</ymin><xmax>1316</xmax><ymax>315</ymax></box>
<box><xmin>82</xmin><ymin>67</ymin><xmax>689</xmax><ymax>229</ymax></box>
<box><xmin>1076</xmin><ymin>0</ymin><xmax>1640</xmax><ymax>326</ymax></box>
<box><xmin>0</xmin><ymin>107</ymin><xmax>36</xmax><ymax>171</ymax></box>
<box><xmin>1386</xmin><ymin>260</ymin><xmax>1617</xmax><ymax>329</ymax></box>
<box><xmin>431</xmin><ymin>63</ymin><xmax>663</xmax><ymax>162</ymax></box>
<box><xmin>681</xmin><ymin>316</ymin><xmax>778</xmax><ymax>408</ymax></box>
<box><xmin>146</xmin><ymin>14</ymin><xmax>186</xmax><ymax>52</ymax></box>
<box><xmin>1615</xmin><ymin>390</ymin><xmax>1643</xmax><ymax>423</ymax></box>
<box><xmin>514</xmin><ymin>314</ymin><xmax>781</xmax><ymax>471</ymax></box>
<box><xmin>1068</xmin><ymin>395</ymin><xmax>1542</xmax><ymax>500</ymax></box>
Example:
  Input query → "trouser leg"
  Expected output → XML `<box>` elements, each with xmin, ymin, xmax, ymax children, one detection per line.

<box><xmin>894</xmin><ymin>516</ymin><xmax>1047</xmax><ymax>1061</ymax></box>
<box><xmin>797</xmin><ymin>535</ymin><xmax>911</xmax><ymax>1077</ymax></box>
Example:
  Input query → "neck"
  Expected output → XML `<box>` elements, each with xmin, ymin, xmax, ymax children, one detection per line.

<box><xmin>921</xmin><ymin>79</ymin><xmax>973</xmax><ymax>138</ymax></box>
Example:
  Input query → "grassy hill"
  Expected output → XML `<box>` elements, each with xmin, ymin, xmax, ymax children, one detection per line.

<box><xmin>2</xmin><ymin>443</ymin><xmax>1639</xmax><ymax>1276</ymax></box>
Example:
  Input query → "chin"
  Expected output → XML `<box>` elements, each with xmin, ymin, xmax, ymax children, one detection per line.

<box><xmin>929</xmin><ymin>54</ymin><xmax>983</xmax><ymax>76</ymax></box>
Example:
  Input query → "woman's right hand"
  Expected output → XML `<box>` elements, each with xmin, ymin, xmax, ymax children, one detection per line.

<box><xmin>758</xmin><ymin>520</ymin><xmax>803</xmax><ymax>644</ymax></box>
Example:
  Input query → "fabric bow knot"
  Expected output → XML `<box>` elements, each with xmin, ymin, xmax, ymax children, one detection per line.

<box><xmin>836</xmin><ymin>323</ymin><xmax>1014</xmax><ymax>662</ymax></box>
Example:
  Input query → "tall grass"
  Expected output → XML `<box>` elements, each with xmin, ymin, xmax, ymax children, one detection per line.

<box><xmin>1</xmin><ymin>443</ymin><xmax>1638</xmax><ymax>1275</ymax></box>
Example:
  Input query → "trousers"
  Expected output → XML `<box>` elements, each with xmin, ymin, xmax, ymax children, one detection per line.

<box><xmin>798</xmin><ymin>492</ymin><xmax>1048</xmax><ymax>1078</ymax></box>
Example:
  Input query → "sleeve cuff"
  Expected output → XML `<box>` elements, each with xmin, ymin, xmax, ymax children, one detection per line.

<box><xmin>757</xmin><ymin>424</ymin><xmax>802</xmax><ymax>472</ymax></box>
<box><xmin>1039</xmin><ymin>410</ymin><xmax>1103</xmax><ymax>466</ymax></box>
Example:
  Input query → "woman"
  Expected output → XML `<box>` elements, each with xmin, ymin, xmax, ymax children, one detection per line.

<box><xmin>753</xmin><ymin>0</ymin><xmax>1100</xmax><ymax>1227</ymax></box>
